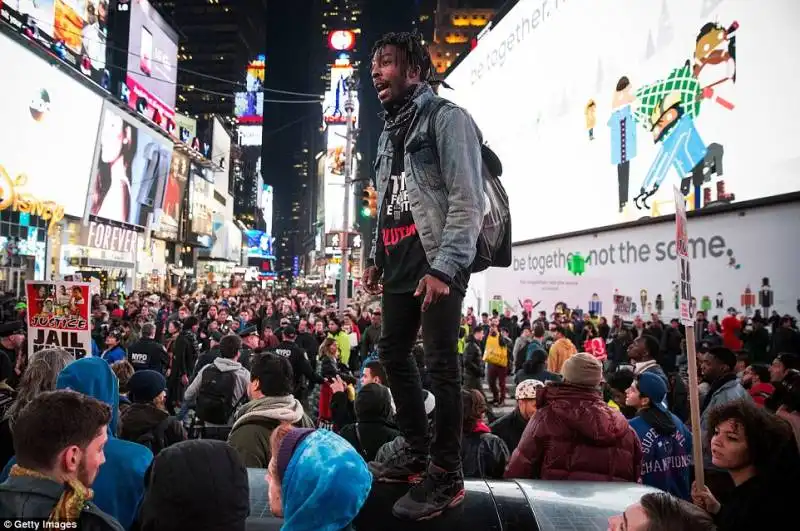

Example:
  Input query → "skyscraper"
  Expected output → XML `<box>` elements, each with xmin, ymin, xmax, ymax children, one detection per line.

<box><xmin>428</xmin><ymin>0</ymin><xmax>499</xmax><ymax>75</ymax></box>
<box><xmin>150</xmin><ymin>0</ymin><xmax>267</xmax><ymax>123</ymax></box>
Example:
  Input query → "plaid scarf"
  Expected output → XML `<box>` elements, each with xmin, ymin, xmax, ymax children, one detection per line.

<box><xmin>10</xmin><ymin>464</ymin><xmax>93</xmax><ymax>522</ymax></box>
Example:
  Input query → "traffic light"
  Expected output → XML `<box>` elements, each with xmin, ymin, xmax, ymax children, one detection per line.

<box><xmin>361</xmin><ymin>187</ymin><xmax>371</xmax><ymax>217</ymax></box>
<box><xmin>361</xmin><ymin>186</ymin><xmax>378</xmax><ymax>218</ymax></box>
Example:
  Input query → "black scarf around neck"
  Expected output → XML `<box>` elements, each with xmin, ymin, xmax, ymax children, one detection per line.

<box><xmin>384</xmin><ymin>83</ymin><xmax>426</xmax><ymax>130</ymax></box>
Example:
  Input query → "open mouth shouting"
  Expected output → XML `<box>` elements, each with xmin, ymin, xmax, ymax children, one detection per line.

<box><xmin>374</xmin><ymin>81</ymin><xmax>391</xmax><ymax>102</ymax></box>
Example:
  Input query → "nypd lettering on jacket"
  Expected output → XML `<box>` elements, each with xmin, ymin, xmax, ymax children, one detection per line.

<box><xmin>275</xmin><ymin>348</ymin><xmax>292</xmax><ymax>358</ymax></box>
<box><xmin>275</xmin><ymin>348</ymin><xmax>309</xmax><ymax>361</ymax></box>
<box><xmin>130</xmin><ymin>352</ymin><xmax>149</xmax><ymax>366</ymax></box>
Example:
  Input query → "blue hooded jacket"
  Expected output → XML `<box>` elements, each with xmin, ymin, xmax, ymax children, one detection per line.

<box><xmin>101</xmin><ymin>345</ymin><xmax>127</xmax><ymax>364</ymax></box>
<box><xmin>281</xmin><ymin>429</ymin><xmax>371</xmax><ymax>531</ymax></box>
<box><xmin>1</xmin><ymin>358</ymin><xmax>153</xmax><ymax>529</ymax></box>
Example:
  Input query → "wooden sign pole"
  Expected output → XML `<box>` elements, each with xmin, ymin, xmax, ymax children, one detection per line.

<box><xmin>684</xmin><ymin>325</ymin><xmax>704</xmax><ymax>487</ymax></box>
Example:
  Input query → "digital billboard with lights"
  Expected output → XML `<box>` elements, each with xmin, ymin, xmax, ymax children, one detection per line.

<box><xmin>322</xmin><ymin>56</ymin><xmax>359</xmax><ymax>125</ymax></box>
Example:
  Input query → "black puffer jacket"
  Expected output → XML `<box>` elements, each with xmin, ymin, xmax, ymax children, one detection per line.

<box><xmin>119</xmin><ymin>403</ymin><xmax>186</xmax><ymax>455</ymax></box>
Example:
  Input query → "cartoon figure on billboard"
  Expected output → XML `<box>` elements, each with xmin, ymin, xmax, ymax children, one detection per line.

<box><xmin>694</xmin><ymin>21</ymin><xmax>738</xmax><ymax>111</ymax></box>
<box><xmin>632</xmin><ymin>63</ymin><xmax>724</xmax><ymax>210</ymax></box>
<box><xmin>716</xmin><ymin>292</ymin><xmax>724</xmax><ymax>309</ymax></box>
<box><xmin>588</xmin><ymin>293</ymin><xmax>602</xmax><ymax>315</ymax></box>
<box><xmin>759</xmin><ymin>277</ymin><xmax>773</xmax><ymax>315</ymax></box>
<box><xmin>489</xmin><ymin>296</ymin><xmax>504</xmax><ymax>316</ymax></box>
<box><xmin>701</xmin><ymin>295</ymin><xmax>712</xmax><ymax>313</ymax></box>
<box><xmin>608</xmin><ymin>76</ymin><xmax>638</xmax><ymax>213</ymax></box>
<box><xmin>655</xmin><ymin>294</ymin><xmax>664</xmax><ymax>315</ymax></box>
<box><xmin>672</xmin><ymin>281</ymin><xmax>679</xmax><ymax>310</ymax></box>
<box><xmin>741</xmin><ymin>286</ymin><xmax>755</xmax><ymax>316</ymax></box>
<box><xmin>585</xmin><ymin>100</ymin><xmax>596</xmax><ymax>141</ymax></box>
<box><xmin>640</xmin><ymin>289</ymin><xmax>648</xmax><ymax>311</ymax></box>
<box><xmin>520</xmin><ymin>298</ymin><xmax>540</xmax><ymax>317</ymax></box>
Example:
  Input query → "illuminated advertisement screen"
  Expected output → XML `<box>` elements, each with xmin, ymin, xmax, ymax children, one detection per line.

<box><xmin>235</xmin><ymin>91</ymin><xmax>263</xmax><ymax>124</ymax></box>
<box><xmin>441</xmin><ymin>0</ymin><xmax>800</xmax><ymax>242</ymax></box>
<box><xmin>175</xmin><ymin>112</ymin><xmax>197</xmax><ymax>143</ymax></box>
<box><xmin>0</xmin><ymin>34</ymin><xmax>103</xmax><ymax>218</ymax></box>
<box><xmin>245</xmin><ymin>229</ymin><xmax>274</xmax><ymax>259</ymax></box>
<box><xmin>122</xmin><ymin>0</ymin><xmax>178</xmax><ymax>134</ymax></box>
<box><xmin>157</xmin><ymin>151</ymin><xmax>188</xmax><ymax>238</ymax></box>
<box><xmin>246</xmin><ymin>56</ymin><xmax>265</xmax><ymax>90</ymax></box>
<box><xmin>261</xmin><ymin>183</ymin><xmax>273</xmax><ymax>241</ymax></box>
<box><xmin>234</xmin><ymin>57</ymin><xmax>264</xmax><ymax>124</ymax></box>
<box><xmin>88</xmin><ymin>102</ymin><xmax>172</xmax><ymax>227</ymax></box>
<box><xmin>0</xmin><ymin>0</ymin><xmax>111</xmax><ymax>89</ymax></box>
<box><xmin>188</xmin><ymin>163</ymin><xmax>213</xmax><ymax>241</ymax></box>
<box><xmin>322</xmin><ymin>59</ymin><xmax>359</xmax><ymax>125</ymax></box>
<box><xmin>323</xmin><ymin>124</ymin><xmax>355</xmax><ymax>233</ymax></box>
<box><xmin>237</xmin><ymin>125</ymin><xmax>262</xmax><ymax>147</ymax></box>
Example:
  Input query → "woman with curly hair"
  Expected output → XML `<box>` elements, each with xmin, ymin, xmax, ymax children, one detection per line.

<box><xmin>692</xmin><ymin>399</ymin><xmax>800</xmax><ymax>530</ymax></box>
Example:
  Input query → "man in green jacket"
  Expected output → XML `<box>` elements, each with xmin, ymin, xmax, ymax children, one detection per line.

<box><xmin>227</xmin><ymin>352</ymin><xmax>314</xmax><ymax>468</ymax></box>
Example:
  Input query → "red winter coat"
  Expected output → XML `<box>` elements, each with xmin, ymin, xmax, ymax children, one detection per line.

<box><xmin>505</xmin><ymin>382</ymin><xmax>642</xmax><ymax>482</ymax></box>
<box><xmin>721</xmin><ymin>315</ymin><xmax>743</xmax><ymax>351</ymax></box>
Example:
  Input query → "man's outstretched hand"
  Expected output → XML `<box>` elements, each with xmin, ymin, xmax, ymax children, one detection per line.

<box><xmin>415</xmin><ymin>274</ymin><xmax>449</xmax><ymax>312</ymax></box>
<box><xmin>362</xmin><ymin>265</ymin><xmax>383</xmax><ymax>295</ymax></box>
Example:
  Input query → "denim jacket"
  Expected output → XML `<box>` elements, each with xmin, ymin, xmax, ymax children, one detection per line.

<box><xmin>369</xmin><ymin>83</ymin><xmax>485</xmax><ymax>281</ymax></box>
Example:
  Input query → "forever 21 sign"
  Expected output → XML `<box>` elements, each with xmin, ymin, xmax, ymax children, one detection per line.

<box><xmin>80</xmin><ymin>221</ymin><xmax>139</xmax><ymax>254</ymax></box>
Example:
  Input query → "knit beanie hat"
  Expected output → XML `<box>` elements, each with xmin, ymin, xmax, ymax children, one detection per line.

<box><xmin>139</xmin><ymin>440</ymin><xmax>249</xmax><ymax>531</ymax></box>
<box><xmin>561</xmin><ymin>353</ymin><xmax>603</xmax><ymax>388</ymax></box>
<box><xmin>277</xmin><ymin>428</ymin><xmax>316</xmax><ymax>482</ymax></box>
<box><xmin>128</xmin><ymin>370</ymin><xmax>167</xmax><ymax>403</ymax></box>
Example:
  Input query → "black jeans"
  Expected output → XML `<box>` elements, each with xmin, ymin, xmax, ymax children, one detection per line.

<box><xmin>617</xmin><ymin>160</ymin><xmax>630</xmax><ymax>209</ymax></box>
<box><xmin>379</xmin><ymin>290</ymin><xmax>464</xmax><ymax>472</ymax></box>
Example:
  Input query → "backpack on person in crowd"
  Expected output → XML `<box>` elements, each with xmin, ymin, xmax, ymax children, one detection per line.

<box><xmin>134</xmin><ymin>416</ymin><xmax>172</xmax><ymax>455</ymax></box>
<box><xmin>524</xmin><ymin>339</ymin><xmax>545</xmax><ymax>363</ymax></box>
<box><xmin>427</xmin><ymin>97</ymin><xmax>512</xmax><ymax>273</ymax></box>
<box><xmin>195</xmin><ymin>366</ymin><xmax>237</xmax><ymax>425</ymax></box>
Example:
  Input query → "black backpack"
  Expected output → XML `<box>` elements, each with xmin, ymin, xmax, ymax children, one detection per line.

<box><xmin>195</xmin><ymin>366</ymin><xmax>237</xmax><ymax>425</ymax></box>
<box><xmin>134</xmin><ymin>416</ymin><xmax>172</xmax><ymax>455</ymax></box>
<box><xmin>427</xmin><ymin>97</ymin><xmax>512</xmax><ymax>273</ymax></box>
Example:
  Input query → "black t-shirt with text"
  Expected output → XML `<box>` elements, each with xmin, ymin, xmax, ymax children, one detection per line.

<box><xmin>381</xmin><ymin>136</ymin><xmax>429</xmax><ymax>294</ymax></box>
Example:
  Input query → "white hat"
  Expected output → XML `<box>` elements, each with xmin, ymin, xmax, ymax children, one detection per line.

<box><xmin>515</xmin><ymin>379</ymin><xmax>544</xmax><ymax>400</ymax></box>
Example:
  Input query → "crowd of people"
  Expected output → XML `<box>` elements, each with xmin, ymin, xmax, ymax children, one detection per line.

<box><xmin>0</xmin><ymin>282</ymin><xmax>796</xmax><ymax>529</ymax></box>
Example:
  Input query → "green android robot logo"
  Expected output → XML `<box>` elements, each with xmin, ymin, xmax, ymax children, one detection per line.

<box><xmin>567</xmin><ymin>253</ymin><xmax>586</xmax><ymax>276</ymax></box>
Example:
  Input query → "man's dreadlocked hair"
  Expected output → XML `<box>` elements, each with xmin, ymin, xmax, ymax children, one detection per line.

<box><xmin>371</xmin><ymin>31</ymin><xmax>434</xmax><ymax>83</ymax></box>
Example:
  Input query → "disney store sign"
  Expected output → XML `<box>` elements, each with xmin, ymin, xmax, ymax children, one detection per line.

<box><xmin>0</xmin><ymin>166</ymin><xmax>65</xmax><ymax>231</ymax></box>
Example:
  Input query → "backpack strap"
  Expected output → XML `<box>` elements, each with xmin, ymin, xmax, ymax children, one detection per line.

<box><xmin>425</xmin><ymin>98</ymin><xmax>454</xmax><ymax>169</ymax></box>
<box><xmin>354</xmin><ymin>422</ymin><xmax>368</xmax><ymax>458</ymax></box>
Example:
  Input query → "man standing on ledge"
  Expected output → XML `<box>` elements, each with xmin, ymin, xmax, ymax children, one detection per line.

<box><xmin>364</xmin><ymin>32</ymin><xmax>485</xmax><ymax>520</ymax></box>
